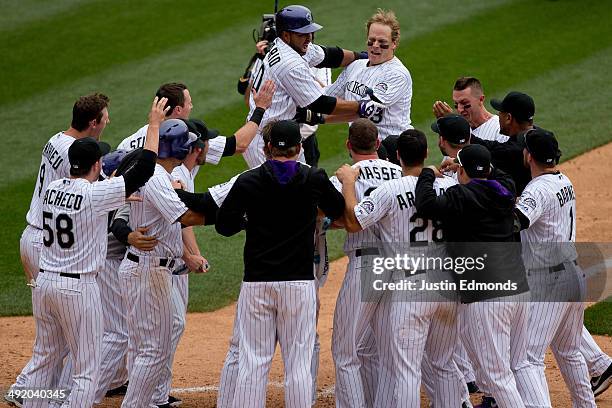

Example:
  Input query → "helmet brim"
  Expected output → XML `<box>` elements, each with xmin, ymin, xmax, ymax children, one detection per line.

<box><xmin>289</xmin><ymin>22</ymin><xmax>323</xmax><ymax>34</ymax></box>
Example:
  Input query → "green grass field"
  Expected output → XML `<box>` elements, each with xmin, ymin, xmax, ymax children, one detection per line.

<box><xmin>1</xmin><ymin>0</ymin><xmax>611</xmax><ymax>334</ymax></box>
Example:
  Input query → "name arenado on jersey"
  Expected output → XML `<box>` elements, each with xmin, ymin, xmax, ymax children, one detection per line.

<box><xmin>397</xmin><ymin>187</ymin><xmax>447</xmax><ymax>210</ymax></box>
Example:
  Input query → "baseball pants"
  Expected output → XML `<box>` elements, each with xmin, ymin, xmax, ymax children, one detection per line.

<box><xmin>217</xmin><ymin>282</ymin><xmax>322</xmax><ymax>408</ymax></box>
<box><xmin>152</xmin><ymin>273</ymin><xmax>187</xmax><ymax>405</ymax></box>
<box><xmin>12</xmin><ymin>226</ymin><xmax>51</xmax><ymax>391</ymax></box>
<box><xmin>581</xmin><ymin>325</ymin><xmax>612</xmax><ymax>378</ymax></box>
<box><xmin>389</xmin><ymin>275</ymin><xmax>464</xmax><ymax>408</ymax></box>
<box><xmin>332</xmin><ymin>252</ymin><xmax>380</xmax><ymax>408</ymax></box>
<box><xmin>462</xmin><ymin>295</ymin><xmax>531</xmax><ymax>408</ymax></box>
<box><xmin>514</xmin><ymin>261</ymin><xmax>595</xmax><ymax>408</ymax></box>
<box><xmin>24</xmin><ymin>272</ymin><xmax>103</xmax><ymax>408</ymax></box>
<box><xmin>231</xmin><ymin>280</ymin><xmax>316</xmax><ymax>408</ymax></box>
<box><xmin>119</xmin><ymin>256</ymin><xmax>175</xmax><ymax>408</ymax></box>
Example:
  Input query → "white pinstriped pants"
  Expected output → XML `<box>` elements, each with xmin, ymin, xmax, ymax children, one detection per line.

<box><xmin>232</xmin><ymin>280</ymin><xmax>316</xmax><ymax>408</ymax></box>
<box><xmin>152</xmin><ymin>273</ymin><xmax>187</xmax><ymax>405</ymax></box>
<box><xmin>119</xmin><ymin>257</ymin><xmax>175</xmax><ymax>408</ymax></box>
<box><xmin>462</xmin><ymin>295</ymin><xmax>530</xmax><ymax>408</ymax></box>
<box><xmin>24</xmin><ymin>272</ymin><xmax>103</xmax><ymax>408</ymax></box>
<box><xmin>332</xmin><ymin>253</ymin><xmax>379</xmax><ymax>408</ymax></box>
<box><xmin>389</xmin><ymin>277</ymin><xmax>464</xmax><ymax>408</ymax></box>
<box><xmin>514</xmin><ymin>262</ymin><xmax>595</xmax><ymax>408</ymax></box>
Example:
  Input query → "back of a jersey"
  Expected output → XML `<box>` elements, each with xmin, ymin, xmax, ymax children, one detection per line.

<box><xmin>330</xmin><ymin>159</ymin><xmax>403</xmax><ymax>253</ymax></box>
<box><xmin>517</xmin><ymin>172</ymin><xmax>577</xmax><ymax>268</ymax></box>
<box><xmin>26</xmin><ymin>133</ymin><xmax>74</xmax><ymax>228</ymax></box>
<box><xmin>39</xmin><ymin>177</ymin><xmax>125</xmax><ymax>274</ymax></box>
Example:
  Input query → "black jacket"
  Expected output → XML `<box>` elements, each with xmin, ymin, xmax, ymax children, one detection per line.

<box><xmin>216</xmin><ymin>161</ymin><xmax>344</xmax><ymax>282</ymax></box>
<box><xmin>415</xmin><ymin>168</ymin><xmax>529</xmax><ymax>302</ymax></box>
<box><xmin>471</xmin><ymin>135</ymin><xmax>532</xmax><ymax>195</ymax></box>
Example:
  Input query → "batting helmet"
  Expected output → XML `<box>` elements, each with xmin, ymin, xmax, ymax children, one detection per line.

<box><xmin>276</xmin><ymin>5</ymin><xmax>322</xmax><ymax>34</ymax></box>
<box><xmin>101</xmin><ymin>149</ymin><xmax>130</xmax><ymax>178</ymax></box>
<box><xmin>158</xmin><ymin>119</ymin><xmax>197</xmax><ymax>160</ymax></box>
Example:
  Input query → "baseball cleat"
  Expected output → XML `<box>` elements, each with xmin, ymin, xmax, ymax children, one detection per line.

<box><xmin>592</xmin><ymin>362</ymin><xmax>612</xmax><ymax>397</ymax></box>
<box><xmin>3</xmin><ymin>392</ymin><xmax>23</xmax><ymax>407</ymax></box>
<box><xmin>168</xmin><ymin>394</ymin><xmax>182</xmax><ymax>407</ymax></box>
<box><xmin>467</xmin><ymin>381</ymin><xmax>480</xmax><ymax>394</ymax></box>
<box><xmin>105</xmin><ymin>381</ymin><xmax>128</xmax><ymax>397</ymax></box>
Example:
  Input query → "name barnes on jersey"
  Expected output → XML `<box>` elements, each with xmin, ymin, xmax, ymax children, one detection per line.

<box><xmin>43</xmin><ymin>183</ymin><xmax>83</xmax><ymax>211</ymax></box>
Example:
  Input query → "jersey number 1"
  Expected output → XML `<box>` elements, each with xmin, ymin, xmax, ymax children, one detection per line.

<box><xmin>43</xmin><ymin>212</ymin><xmax>75</xmax><ymax>249</ymax></box>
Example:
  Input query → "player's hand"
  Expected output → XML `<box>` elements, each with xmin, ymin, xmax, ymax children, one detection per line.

<box><xmin>433</xmin><ymin>101</ymin><xmax>454</xmax><ymax>118</ymax></box>
<box><xmin>171</xmin><ymin>179</ymin><xmax>186</xmax><ymax>190</ymax></box>
<box><xmin>426</xmin><ymin>165</ymin><xmax>444</xmax><ymax>178</ymax></box>
<box><xmin>293</xmin><ymin>107</ymin><xmax>325</xmax><ymax>125</ymax></box>
<box><xmin>255</xmin><ymin>40</ymin><xmax>269</xmax><ymax>55</ymax></box>
<box><xmin>126</xmin><ymin>194</ymin><xmax>143</xmax><ymax>202</ymax></box>
<box><xmin>148</xmin><ymin>96</ymin><xmax>170</xmax><ymax>127</ymax></box>
<box><xmin>335</xmin><ymin>164</ymin><xmax>360</xmax><ymax>184</ymax></box>
<box><xmin>128</xmin><ymin>226</ymin><xmax>158</xmax><ymax>251</ymax></box>
<box><xmin>439</xmin><ymin>157</ymin><xmax>459</xmax><ymax>174</ymax></box>
<box><xmin>253</xmin><ymin>80</ymin><xmax>275</xmax><ymax>110</ymax></box>
<box><xmin>184</xmin><ymin>254</ymin><xmax>209</xmax><ymax>273</ymax></box>
<box><xmin>358</xmin><ymin>99</ymin><xmax>385</xmax><ymax>123</ymax></box>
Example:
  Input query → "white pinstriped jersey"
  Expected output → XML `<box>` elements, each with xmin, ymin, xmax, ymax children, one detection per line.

<box><xmin>243</xmin><ymin>39</ymin><xmax>325</xmax><ymax>168</ymax></box>
<box><xmin>516</xmin><ymin>172</ymin><xmax>577</xmax><ymax>268</ymax></box>
<box><xmin>117</xmin><ymin>124</ymin><xmax>225</xmax><ymax>165</ymax></box>
<box><xmin>325</xmin><ymin>57</ymin><xmax>412</xmax><ymax>140</ymax></box>
<box><xmin>26</xmin><ymin>132</ymin><xmax>75</xmax><ymax>228</ymax></box>
<box><xmin>354</xmin><ymin>175</ymin><xmax>457</xmax><ymax>251</ymax></box>
<box><xmin>128</xmin><ymin>164</ymin><xmax>188</xmax><ymax>258</ymax></box>
<box><xmin>171</xmin><ymin>163</ymin><xmax>199</xmax><ymax>194</ymax></box>
<box><xmin>39</xmin><ymin>176</ymin><xmax>126</xmax><ymax>275</ymax></box>
<box><xmin>472</xmin><ymin>115</ymin><xmax>508</xmax><ymax>143</ymax></box>
<box><xmin>330</xmin><ymin>159</ymin><xmax>402</xmax><ymax>253</ymax></box>
<box><xmin>301</xmin><ymin>66</ymin><xmax>332</xmax><ymax>139</ymax></box>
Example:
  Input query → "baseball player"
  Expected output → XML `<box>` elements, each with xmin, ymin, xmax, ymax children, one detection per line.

<box><xmin>337</xmin><ymin>130</ymin><xmax>466</xmax><ymax>408</ymax></box>
<box><xmin>415</xmin><ymin>144</ymin><xmax>531</xmax><ymax>408</ymax></box>
<box><xmin>22</xmin><ymin>97</ymin><xmax>167</xmax><ymax>408</ymax></box>
<box><xmin>215</xmin><ymin>120</ymin><xmax>345</xmax><ymax>408</ymax></box>
<box><xmin>245</xmin><ymin>39</ymin><xmax>332</xmax><ymax>167</ymax></box>
<box><xmin>242</xmin><ymin>4</ymin><xmax>385</xmax><ymax>168</ymax></box>
<box><xmin>322</xmin><ymin>9</ymin><xmax>413</xmax><ymax>140</ymax></box>
<box><xmin>5</xmin><ymin>93</ymin><xmax>111</xmax><ymax>407</ymax></box>
<box><xmin>210</xmin><ymin>121</ymin><xmax>324</xmax><ymax>407</ymax></box>
<box><xmin>513</xmin><ymin>129</ymin><xmax>596</xmax><ymax>407</ymax></box>
<box><xmin>118</xmin><ymin>81</ymin><xmax>275</xmax><ymax>163</ymax></box>
<box><xmin>117</xmin><ymin>118</ymin><xmax>217</xmax><ymax>408</ymax></box>
<box><xmin>328</xmin><ymin>119</ymin><xmax>403</xmax><ymax>408</ymax></box>
<box><xmin>433</xmin><ymin>76</ymin><xmax>508</xmax><ymax>143</ymax></box>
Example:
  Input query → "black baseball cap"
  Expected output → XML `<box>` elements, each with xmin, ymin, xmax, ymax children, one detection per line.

<box><xmin>69</xmin><ymin>137</ymin><xmax>111</xmax><ymax>172</ymax></box>
<box><xmin>519</xmin><ymin>128</ymin><xmax>561</xmax><ymax>165</ymax></box>
<box><xmin>270</xmin><ymin>120</ymin><xmax>302</xmax><ymax>148</ymax></box>
<box><xmin>181</xmin><ymin>118</ymin><xmax>219</xmax><ymax>148</ymax></box>
<box><xmin>490</xmin><ymin>92</ymin><xmax>535</xmax><ymax>122</ymax></box>
<box><xmin>381</xmin><ymin>135</ymin><xmax>400</xmax><ymax>165</ymax></box>
<box><xmin>456</xmin><ymin>144</ymin><xmax>491</xmax><ymax>178</ymax></box>
<box><xmin>431</xmin><ymin>114</ymin><xmax>471</xmax><ymax>145</ymax></box>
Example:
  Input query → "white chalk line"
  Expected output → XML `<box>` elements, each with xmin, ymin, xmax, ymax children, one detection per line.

<box><xmin>171</xmin><ymin>383</ymin><xmax>335</xmax><ymax>398</ymax></box>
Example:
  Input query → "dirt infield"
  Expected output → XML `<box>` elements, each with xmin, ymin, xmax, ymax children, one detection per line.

<box><xmin>2</xmin><ymin>143</ymin><xmax>612</xmax><ymax>407</ymax></box>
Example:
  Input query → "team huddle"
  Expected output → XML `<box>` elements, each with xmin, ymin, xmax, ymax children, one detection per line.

<box><xmin>5</xmin><ymin>4</ymin><xmax>612</xmax><ymax>408</ymax></box>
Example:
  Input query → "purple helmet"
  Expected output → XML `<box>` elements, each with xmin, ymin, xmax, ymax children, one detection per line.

<box><xmin>158</xmin><ymin>119</ymin><xmax>197</xmax><ymax>160</ymax></box>
<box><xmin>276</xmin><ymin>5</ymin><xmax>322</xmax><ymax>34</ymax></box>
<box><xmin>102</xmin><ymin>149</ymin><xmax>129</xmax><ymax>178</ymax></box>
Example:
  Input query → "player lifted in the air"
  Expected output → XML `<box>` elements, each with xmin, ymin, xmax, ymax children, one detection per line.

<box><xmin>242</xmin><ymin>4</ymin><xmax>386</xmax><ymax>168</ymax></box>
